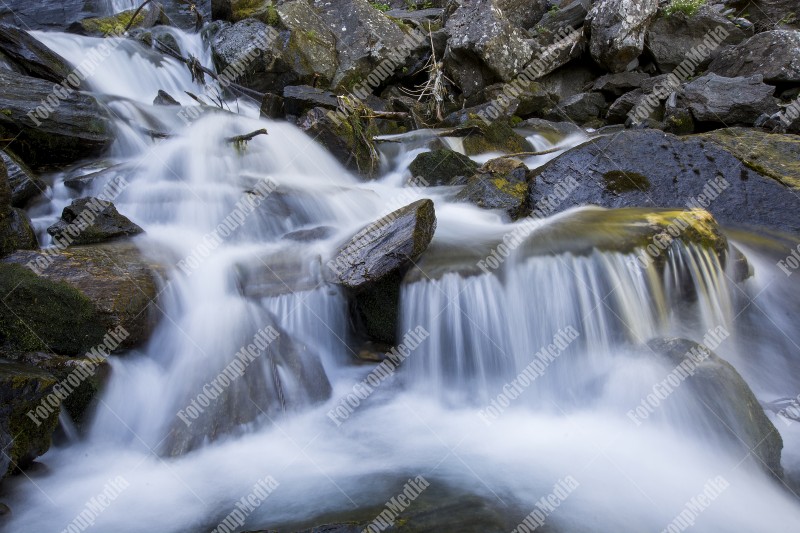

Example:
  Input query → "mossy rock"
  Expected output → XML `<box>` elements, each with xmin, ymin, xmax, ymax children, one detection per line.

<box><xmin>460</xmin><ymin>116</ymin><xmax>533</xmax><ymax>156</ymax></box>
<box><xmin>0</xmin><ymin>208</ymin><xmax>37</xmax><ymax>256</ymax></box>
<box><xmin>0</xmin><ymin>263</ymin><xmax>109</xmax><ymax>355</ymax></box>
<box><xmin>455</xmin><ymin>157</ymin><xmax>530</xmax><ymax>220</ymax></box>
<box><xmin>694</xmin><ymin>128</ymin><xmax>800</xmax><ymax>190</ymax></box>
<box><xmin>76</xmin><ymin>9</ymin><xmax>151</xmax><ymax>36</ymax></box>
<box><xmin>229</xmin><ymin>0</ymin><xmax>282</xmax><ymax>26</ymax></box>
<box><xmin>408</xmin><ymin>149</ymin><xmax>478</xmax><ymax>186</ymax></box>
<box><xmin>0</xmin><ymin>360</ymin><xmax>59</xmax><ymax>478</ymax></box>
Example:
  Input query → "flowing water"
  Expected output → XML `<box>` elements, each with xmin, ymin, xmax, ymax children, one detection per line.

<box><xmin>3</xmin><ymin>25</ymin><xmax>800</xmax><ymax>533</ymax></box>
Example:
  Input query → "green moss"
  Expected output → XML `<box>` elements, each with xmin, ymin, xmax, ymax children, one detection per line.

<box><xmin>408</xmin><ymin>149</ymin><xmax>478</xmax><ymax>186</ymax></box>
<box><xmin>370</xmin><ymin>2</ymin><xmax>391</xmax><ymax>12</ymax></box>
<box><xmin>80</xmin><ymin>10</ymin><xmax>145</xmax><ymax>35</ymax></box>
<box><xmin>663</xmin><ymin>0</ymin><xmax>706</xmax><ymax>17</ymax></box>
<box><xmin>461</xmin><ymin>116</ymin><xmax>532</xmax><ymax>156</ymax></box>
<box><xmin>603</xmin><ymin>170</ymin><xmax>651</xmax><ymax>194</ymax></box>
<box><xmin>0</xmin><ymin>263</ymin><xmax>108</xmax><ymax>355</ymax></box>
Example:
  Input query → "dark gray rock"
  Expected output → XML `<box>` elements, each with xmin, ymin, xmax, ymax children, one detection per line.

<box><xmin>529</xmin><ymin>129</ymin><xmax>800</xmax><ymax>234</ymax></box>
<box><xmin>647</xmin><ymin>337</ymin><xmax>783</xmax><ymax>478</ymax></box>
<box><xmin>1</xmin><ymin>151</ymin><xmax>45</xmax><ymax>208</ymax></box>
<box><xmin>588</xmin><ymin>0</ymin><xmax>659</xmax><ymax>72</ymax></box>
<box><xmin>545</xmin><ymin>91</ymin><xmax>608</xmax><ymax>123</ymax></box>
<box><xmin>0</xmin><ymin>70</ymin><xmax>113</xmax><ymax>168</ymax></box>
<box><xmin>0</xmin><ymin>24</ymin><xmax>74</xmax><ymax>84</ymax></box>
<box><xmin>678</xmin><ymin>73</ymin><xmax>778</xmax><ymax>126</ymax></box>
<box><xmin>153</xmin><ymin>90</ymin><xmax>180</xmax><ymax>106</ymax></box>
<box><xmin>330</xmin><ymin>199</ymin><xmax>436</xmax><ymax>343</ymax></box>
<box><xmin>408</xmin><ymin>149</ymin><xmax>478</xmax><ymax>186</ymax></box>
<box><xmin>646</xmin><ymin>9</ymin><xmax>748</xmax><ymax>73</ymax></box>
<box><xmin>606</xmin><ymin>88</ymin><xmax>647</xmax><ymax>124</ymax></box>
<box><xmin>592</xmin><ymin>71</ymin><xmax>649</xmax><ymax>96</ymax></box>
<box><xmin>708</xmin><ymin>30</ymin><xmax>800</xmax><ymax>84</ymax></box>
<box><xmin>47</xmin><ymin>198</ymin><xmax>143</xmax><ymax>246</ymax></box>
<box><xmin>455</xmin><ymin>157</ymin><xmax>530</xmax><ymax>220</ymax></box>
<box><xmin>0</xmin><ymin>158</ymin><xmax>37</xmax><ymax>256</ymax></box>
<box><xmin>283</xmin><ymin>85</ymin><xmax>339</xmax><ymax>116</ymax></box>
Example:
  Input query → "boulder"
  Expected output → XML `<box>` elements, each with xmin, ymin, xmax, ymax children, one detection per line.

<box><xmin>443</xmin><ymin>0</ymin><xmax>535</xmax><ymax>97</ymax></box>
<box><xmin>0</xmin><ymin>24</ymin><xmax>74</xmax><ymax>83</ymax></box>
<box><xmin>545</xmin><ymin>92</ymin><xmax>608</xmax><ymax>124</ymax></box>
<box><xmin>645</xmin><ymin>9</ymin><xmax>748</xmax><ymax>73</ymax></box>
<box><xmin>694</xmin><ymin>128</ymin><xmax>800</xmax><ymax>189</ymax></box>
<box><xmin>457</xmin><ymin>117</ymin><xmax>532</xmax><ymax>156</ymax></box>
<box><xmin>408</xmin><ymin>149</ymin><xmax>478</xmax><ymax>186</ymax></box>
<box><xmin>0</xmin><ymin>71</ymin><xmax>114</xmax><ymax>168</ymax></box>
<box><xmin>676</xmin><ymin>73</ymin><xmax>778</xmax><ymax>126</ymax></box>
<box><xmin>0</xmin><ymin>361</ymin><xmax>59</xmax><ymax>479</ymax></box>
<box><xmin>529</xmin><ymin>129</ymin><xmax>800</xmax><ymax>234</ymax></box>
<box><xmin>330</xmin><ymin>199</ymin><xmax>436</xmax><ymax>343</ymax></box>
<box><xmin>708</xmin><ymin>30</ymin><xmax>800</xmax><ymax>84</ymax></box>
<box><xmin>455</xmin><ymin>157</ymin><xmax>530</xmax><ymax>220</ymax></box>
<box><xmin>282</xmin><ymin>85</ymin><xmax>339</xmax><ymax>116</ymax></box>
<box><xmin>1</xmin><ymin>151</ymin><xmax>45</xmax><ymax>207</ymax></box>
<box><xmin>647</xmin><ymin>337</ymin><xmax>783</xmax><ymax>477</ymax></box>
<box><xmin>311</xmin><ymin>0</ymin><xmax>417</xmax><ymax>90</ymax></box>
<box><xmin>299</xmin><ymin>106</ymin><xmax>380</xmax><ymax>179</ymax></box>
<box><xmin>592</xmin><ymin>71</ymin><xmax>649</xmax><ymax>97</ymax></box>
<box><xmin>1</xmin><ymin>243</ymin><xmax>162</xmax><ymax>353</ymax></box>
<box><xmin>587</xmin><ymin>0</ymin><xmax>659</xmax><ymax>72</ymax></box>
<box><xmin>47</xmin><ymin>197</ymin><xmax>144</xmax><ymax>246</ymax></box>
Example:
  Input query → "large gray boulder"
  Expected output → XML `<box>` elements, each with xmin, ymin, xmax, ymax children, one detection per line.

<box><xmin>588</xmin><ymin>0</ymin><xmax>659</xmax><ymax>72</ymax></box>
<box><xmin>676</xmin><ymin>73</ymin><xmax>778</xmax><ymax>126</ymax></box>
<box><xmin>330</xmin><ymin>199</ymin><xmax>436</xmax><ymax>344</ymax></box>
<box><xmin>708</xmin><ymin>30</ymin><xmax>800</xmax><ymax>84</ymax></box>
<box><xmin>0</xmin><ymin>24</ymin><xmax>74</xmax><ymax>83</ymax></box>
<box><xmin>646</xmin><ymin>8</ymin><xmax>748</xmax><ymax>72</ymax></box>
<box><xmin>0</xmin><ymin>71</ymin><xmax>114</xmax><ymax>168</ymax></box>
<box><xmin>529</xmin><ymin>129</ymin><xmax>800</xmax><ymax>234</ymax></box>
<box><xmin>647</xmin><ymin>337</ymin><xmax>783</xmax><ymax>478</ymax></box>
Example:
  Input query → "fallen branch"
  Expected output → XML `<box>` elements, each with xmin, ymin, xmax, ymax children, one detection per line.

<box><xmin>496</xmin><ymin>147</ymin><xmax>567</xmax><ymax>158</ymax></box>
<box><xmin>226</xmin><ymin>128</ymin><xmax>268</xmax><ymax>144</ymax></box>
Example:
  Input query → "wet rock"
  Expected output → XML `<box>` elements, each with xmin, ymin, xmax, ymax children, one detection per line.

<box><xmin>645</xmin><ymin>9</ymin><xmax>748</xmax><ymax>73</ymax></box>
<box><xmin>70</xmin><ymin>7</ymin><xmax>164</xmax><ymax>37</ymax></box>
<box><xmin>47</xmin><ymin>197</ymin><xmax>143</xmax><ymax>246</ymax></box>
<box><xmin>1</xmin><ymin>243</ymin><xmax>162</xmax><ymax>353</ymax></box>
<box><xmin>0</xmin><ymin>24</ymin><xmax>74</xmax><ymax>83</ymax></box>
<box><xmin>1</xmin><ymin>151</ymin><xmax>45</xmax><ymax>207</ymax></box>
<box><xmin>299</xmin><ymin>106</ymin><xmax>380</xmax><ymax>179</ymax></box>
<box><xmin>0</xmin><ymin>158</ymin><xmax>37</xmax><ymax>256</ymax></box>
<box><xmin>408</xmin><ymin>149</ymin><xmax>478</xmax><ymax>186</ymax></box>
<box><xmin>443</xmin><ymin>0</ymin><xmax>536</xmax><ymax>97</ymax></box>
<box><xmin>330</xmin><ymin>199</ymin><xmax>436</xmax><ymax>343</ymax></box>
<box><xmin>0</xmin><ymin>360</ymin><xmax>59</xmax><ymax>479</ymax></box>
<box><xmin>677</xmin><ymin>73</ymin><xmax>778</xmax><ymax>126</ymax></box>
<box><xmin>282</xmin><ymin>226</ymin><xmax>336</xmax><ymax>242</ymax></box>
<box><xmin>708</xmin><ymin>30</ymin><xmax>800</xmax><ymax>84</ymax></box>
<box><xmin>0</xmin><ymin>71</ymin><xmax>114</xmax><ymax>168</ymax></box>
<box><xmin>529</xmin><ymin>129</ymin><xmax>800</xmax><ymax>234</ymax></box>
<box><xmin>588</xmin><ymin>0</ymin><xmax>659</xmax><ymax>72</ymax></box>
<box><xmin>455</xmin><ymin>157</ymin><xmax>530</xmax><ymax>220</ymax></box>
<box><xmin>458</xmin><ymin>117</ymin><xmax>532</xmax><ymax>156</ymax></box>
<box><xmin>545</xmin><ymin>92</ymin><xmax>608</xmax><ymax>124</ymax></box>
<box><xmin>647</xmin><ymin>337</ymin><xmax>783</xmax><ymax>477</ymax></box>
<box><xmin>518</xmin><ymin>118</ymin><xmax>585</xmax><ymax>141</ymax></box>
<box><xmin>211</xmin><ymin>18</ymin><xmax>289</xmax><ymax>93</ymax></box>
<box><xmin>694</xmin><ymin>128</ymin><xmax>800</xmax><ymax>189</ymax></box>
<box><xmin>153</xmin><ymin>90</ymin><xmax>180</xmax><ymax>106</ymax></box>
<box><xmin>592</xmin><ymin>71</ymin><xmax>649</xmax><ymax>97</ymax></box>
<box><xmin>283</xmin><ymin>85</ymin><xmax>339</xmax><ymax>116</ymax></box>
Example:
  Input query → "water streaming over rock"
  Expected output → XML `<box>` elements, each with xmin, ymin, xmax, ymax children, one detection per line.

<box><xmin>4</xmin><ymin>25</ymin><xmax>800</xmax><ymax>533</ymax></box>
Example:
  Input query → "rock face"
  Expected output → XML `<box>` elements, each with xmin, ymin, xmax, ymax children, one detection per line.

<box><xmin>443</xmin><ymin>0</ymin><xmax>535</xmax><ymax>97</ymax></box>
<box><xmin>0</xmin><ymin>24</ymin><xmax>74</xmax><ymax>83</ymax></box>
<box><xmin>1</xmin><ymin>151</ymin><xmax>45</xmax><ymax>207</ymax></box>
<box><xmin>647</xmin><ymin>337</ymin><xmax>783</xmax><ymax>477</ymax></box>
<box><xmin>455</xmin><ymin>157</ymin><xmax>530</xmax><ymax>220</ymax></box>
<box><xmin>1</xmin><ymin>243</ymin><xmax>162</xmax><ymax>353</ymax></box>
<box><xmin>645</xmin><ymin>9</ymin><xmax>748</xmax><ymax>73</ymax></box>
<box><xmin>0</xmin><ymin>71</ymin><xmax>114</xmax><ymax>168</ymax></box>
<box><xmin>676</xmin><ymin>73</ymin><xmax>778</xmax><ymax>126</ymax></box>
<box><xmin>588</xmin><ymin>0</ymin><xmax>659</xmax><ymax>72</ymax></box>
<box><xmin>0</xmin><ymin>361</ymin><xmax>59</xmax><ymax>478</ymax></box>
<box><xmin>47</xmin><ymin>198</ymin><xmax>144</xmax><ymax>246</ymax></box>
<box><xmin>408</xmin><ymin>149</ymin><xmax>478</xmax><ymax>186</ymax></box>
<box><xmin>695</xmin><ymin>128</ymin><xmax>800</xmax><ymax>189</ymax></box>
<box><xmin>299</xmin><ymin>107</ymin><xmax>380</xmax><ymax>179</ymax></box>
<box><xmin>708</xmin><ymin>30</ymin><xmax>800</xmax><ymax>84</ymax></box>
<box><xmin>529</xmin><ymin>129</ymin><xmax>800</xmax><ymax>234</ymax></box>
<box><xmin>331</xmin><ymin>200</ymin><xmax>436</xmax><ymax>343</ymax></box>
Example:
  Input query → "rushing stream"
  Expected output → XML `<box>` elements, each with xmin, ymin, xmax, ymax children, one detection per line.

<box><xmin>3</xmin><ymin>26</ymin><xmax>800</xmax><ymax>533</ymax></box>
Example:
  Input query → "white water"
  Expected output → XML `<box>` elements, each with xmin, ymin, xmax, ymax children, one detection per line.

<box><xmin>4</xmin><ymin>28</ymin><xmax>800</xmax><ymax>533</ymax></box>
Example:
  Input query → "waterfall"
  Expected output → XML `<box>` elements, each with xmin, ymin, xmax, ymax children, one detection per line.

<box><xmin>4</xmin><ymin>26</ymin><xmax>800</xmax><ymax>533</ymax></box>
